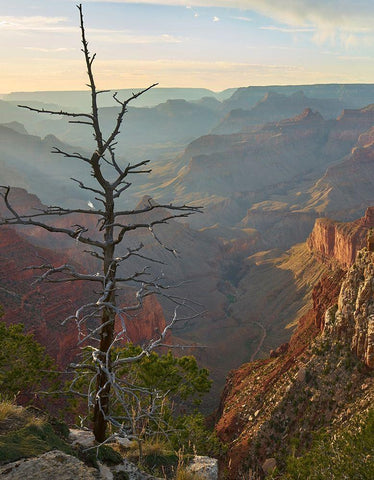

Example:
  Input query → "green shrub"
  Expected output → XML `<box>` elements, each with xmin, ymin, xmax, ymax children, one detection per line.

<box><xmin>0</xmin><ymin>321</ymin><xmax>56</xmax><ymax>398</ymax></box>
<box><xmin>271</xmin><ymin>410</ymin><xmax>374</xmax><ymax>479</ymax></box>
<box><xmin>171</xmin><ymin>412</ymin><xmax>225</xmax><ymax>456</ymax></box>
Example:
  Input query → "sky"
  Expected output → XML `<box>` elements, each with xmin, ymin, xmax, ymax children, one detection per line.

<box><xmin>0</xmin><ymin>0</ymin><xmax>373</xmax><ymax>93</ymax></box>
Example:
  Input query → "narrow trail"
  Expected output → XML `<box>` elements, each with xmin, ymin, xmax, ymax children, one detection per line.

<box><xmin>250</xmin><ymin>321</ymin><xmax>267</xmax><ymax>362</ymax></box>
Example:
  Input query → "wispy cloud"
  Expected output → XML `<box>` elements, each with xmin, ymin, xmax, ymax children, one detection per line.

<box><xmin>24</xmin><ymin>47</ymin><xmax>75</xmax><ymax>52</ymax></box>
<box><xmin>82</xmin><ymin>1</ymin><xmax>374</xmax><ymax>46</ymax></box>
<box><xmin>0</xmin><ymin>15</ymin><xmax>183</xmax><ymax>45</ymax></box>
<box><xmin>260</xmin><ymin>25</ymin><xmax>314</xmax><ymax>33</ymax></box>
<box><xmin>0</xmin><ymin>16</ymin><xmax>68</xmax><ymax>30</ymax></box>
<box><xmin>338</xmin><ymin>54</ymin><xmax>373</xmax><ymax>61</ymax></box>
<box><xmin>231</xmin><ymin>16</ymin><xmax>252</xmax><ymax>22</ymax></box>
<box><xmin>88</xmin><ymin>30</ymin><xmax>183</xmax><ymax>44</ymax></box>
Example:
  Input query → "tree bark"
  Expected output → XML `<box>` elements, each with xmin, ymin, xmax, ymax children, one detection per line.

<box><xmin>93</xmin><ymin>190</ymin><xmax>116</xmax><ymax>442</ymax></box>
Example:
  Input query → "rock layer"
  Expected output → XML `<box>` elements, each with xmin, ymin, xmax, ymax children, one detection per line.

<box><xmin>307</xmin><ymin>207</ymin><xmax>374</xmax><ymax>268</ymax></box>
<box><xmin>324</xmin><ymin>249</ymin><xmax>374</xmax><ymax>368</ymax></box>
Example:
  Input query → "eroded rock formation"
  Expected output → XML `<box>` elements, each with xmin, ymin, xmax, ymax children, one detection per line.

<box><xmin>307</xmin><ymin>207</ymin><xmax>374</xmax><ymax>268</ymax></box>
<box><xmin>324</xmin><ymin>249</ymin><xmax>374</xmax><ymax>368</ymax></box>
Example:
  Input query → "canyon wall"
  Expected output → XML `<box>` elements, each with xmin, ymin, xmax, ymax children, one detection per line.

<box><xmin>324</xmin><ymin>249</ymin><xmax>374</xmax><ymax>368</ymax></box>
<box><xmin>307</xmin><ymin>206</ymin><xmax>374</xmax><ymax>268</ymax></box>
<box><xmin>216</xmin><ymin>211</ymin><xmax>374</xmax><ymax>479</ymax></box>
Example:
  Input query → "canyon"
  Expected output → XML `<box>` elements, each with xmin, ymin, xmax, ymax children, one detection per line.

<box><xmin>1</xmin><ymin>83</ymin><xmax>374</xmax><ymax>431</ymax></box>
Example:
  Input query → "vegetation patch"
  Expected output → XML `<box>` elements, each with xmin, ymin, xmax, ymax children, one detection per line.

<box><xmin>270</xmin><ymin>409</ymin><xmax>374</xmax><ymax>479</ymax></box>
<box><xmin>82</xmin><ymin>444</ymin><xmax>123</xmax><ymax>468</ymax></box>
<box><xmin>0</xmin><ymin>418</ymin><xmax>73</xmax><ymax>464</ymax></box>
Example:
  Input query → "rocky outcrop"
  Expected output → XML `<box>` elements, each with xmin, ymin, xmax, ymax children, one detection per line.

<box><xmin>215</xmin><ymin>245</ymin><xmax>373</xmax><ymax>479</ymax></box>
<box><xmin>215</xmin><ymin>267</ymin><xmax>345</xmax><ymax>479</ymax></box>
<box><xmin>0</xmin><ymin>449</ymin><xmax>162</xmax><ymax>480</ymax></box>
<box><xmin>187</xmin><ymin>456</ymin><xmax>218</xmax><ymax>480</ymax></box>
<box><xmin>324</xmin><ymin>249</ymin><xmax>374</xmax><ymax>368</ymax></box>
<box><xmin>307</xmin><ymin>207</ymin><xmax>374</xmax><ymax>268</ymax></box>
<box><xmin>336</xmin><ymin>105</ymin><xmax>374</xmax><ymax>135</ymax></box>
<box><xmin>0</xmin><ymin>451</ymin><xmax>100</xmax><ymax>480</ymax></box>
<box><xmin>173</xmin><ymin>107</ymin><xmax>332</xmax><ymax>199</ymax></box>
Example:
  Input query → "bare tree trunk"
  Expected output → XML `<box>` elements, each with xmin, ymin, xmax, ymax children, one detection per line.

<box><xmin>93</xmin><ymin>309</ymin><xmax>114</xmax><ymax>441</ymax></box>
<box><xmin>93</xmin><ymin>190</ymin><xmax>116</xmax><ymax>442</ymax></box>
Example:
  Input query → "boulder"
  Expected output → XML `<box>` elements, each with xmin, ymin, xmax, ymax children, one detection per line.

<box><xmin>187</xmin><ymin>455</ymin><xmax>218</xmax><ymax>480</ymax></box>
<box><xmin>69</xmin><ymin>428</ymin><xmax>96</xmax><ymax>448</ymax></box>
<box><xmin>0</xmin><ymin>450</ymin><xmax>99</xmax><ymax>480</ymax></box>
<box><xmin>262</xmin><ymin>457</ymin><xmax>277</xmax><ymax>475</ymax></box>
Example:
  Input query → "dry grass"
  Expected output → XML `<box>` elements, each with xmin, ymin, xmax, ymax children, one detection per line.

<box><xmin>175</xmin><ymin>467</ymin><xmax>206</xmax><ymax>480</ymax></box>
<box><xmin>0</xmin><ymin>402</ymin><xmax>46</xmax><ymax>430</ymax></box>
<box><xmin>142</xmin><ymin>437</ymin><xmax>170</xmax><ymax>456</ymax></box>
<box><xmin>0</xmin><ymin>401</ymin><xmax>32</xmax><ymax>435</ymax></box>
<box><xmin>0</xmin><ymin>401</ymin><xmax>23</xmax><ymax>422</ymax></box>
<box><xmin>120</xmin><ymin>436</ymin><xmax>171</xmax><ymax>459</ymax></box>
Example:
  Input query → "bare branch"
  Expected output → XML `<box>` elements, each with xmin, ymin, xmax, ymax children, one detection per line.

<box><xmin>52</xmin><ymin>147</ymin><xmax>91</xmax><ymax>163</ymax></box>
<box><xmin>18</xmin><ymin>104</ymin><xmax>93</xmax><ymax>120</ymax></box>
<box><xmin>24</xmin><ymin>263</ymin><xmax>103</xmax><ymax>283</ymax></box>
<box><xmin>103</xmin><ymin>84</ymin><xmax>158</xmax><ymax>154</ymax></box>
<box><xmin>77</xmin><ymin>3</ymin><xmax>103</xmax><ymax>152</ymax></box>
<box><xmin>70</xmin><ymin>177</ymin><xmax>105</xmax><ymax>197</ymax></box>
<box><xmin>112</xmin><ymin>211</ymin><xmax>198</xmax><ymax>246</ymax></box>
<box><xmin>115</xmin><ymin>201</ymin><xmax>202</xmax><ymax>218</ymax></box>
<box><xmin>113</xmin><ymin>183</ymin><xmax>131</xmax><ymax>199</ymax></box>
<box><xmin>0</xmin><ymin>186</ymin><xmax>104</xmax><ymax>248</ymax></box>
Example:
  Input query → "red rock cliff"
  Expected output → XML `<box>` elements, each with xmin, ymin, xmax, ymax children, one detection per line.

<box><xmin>307</xmin><ymin>207</ymin><xmax>374</xmax><ymax>268</ymax></box>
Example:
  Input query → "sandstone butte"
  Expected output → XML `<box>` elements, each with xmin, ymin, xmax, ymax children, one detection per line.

<box><xmin>215</xmin><ymin>209</ymin><xmax>374</xmax><ymax>479</ymax></box>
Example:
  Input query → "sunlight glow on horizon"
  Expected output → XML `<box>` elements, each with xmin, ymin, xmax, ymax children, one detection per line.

<box><xmin>0</xmin><ymin>0</ymin><xmax>373</xmax><ymax>93</ymax></box>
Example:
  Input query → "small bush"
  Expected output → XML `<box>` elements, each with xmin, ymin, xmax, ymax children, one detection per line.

<box><xmin>271</xmin><ymin>410</ymin><xmax>374</xmax><ymax>479</ymax></box>
<box><xmin>82</xmin><ymin>444</ymin><xmax>123</xmax><ymax>468</ymax></box>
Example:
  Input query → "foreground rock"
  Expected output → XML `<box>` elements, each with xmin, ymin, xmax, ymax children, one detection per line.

<box><xmin>69</xmin><ymin>428</ymin><xmax>96</xmax><ymax>449</ymax></box>
<box><xmin>0</xmin><ymin>449</ymin><xmax>162</xmax><ymax>480</ymax></box>
<box><xmin>187</xmin><ymin>455</ymin><xmax>218</xmax><ymax>480</ymax></box>
<box><xmin>0</xmin><ymin>450</ymin><xmax>99</xmax><ymax>480</ymax></box>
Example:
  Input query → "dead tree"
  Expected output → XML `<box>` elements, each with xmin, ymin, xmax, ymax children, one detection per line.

<box><xmin>0</xmin><ymin>4</ymin><xmax>201</xmax><ymax>443</ymax></box>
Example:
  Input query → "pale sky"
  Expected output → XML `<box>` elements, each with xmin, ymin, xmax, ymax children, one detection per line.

<box><xmin>0</xmin><ymin>0</ymin><xmax>373</xmax><ymax>93</ymax></box>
